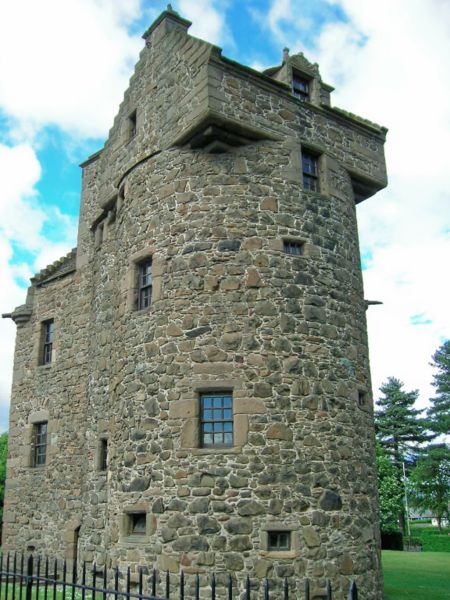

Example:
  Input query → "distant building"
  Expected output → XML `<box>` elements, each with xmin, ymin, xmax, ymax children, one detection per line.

<box><xmin>3</xmin><ymin>6</ymin><xmax>387</xmax><ymax>599</ymax></box>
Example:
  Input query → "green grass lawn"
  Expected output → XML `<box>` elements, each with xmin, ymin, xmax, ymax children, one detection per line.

<box><xmin>382</xmin><ymin>550</ymin><xmax>450</xmax><ymax>600</ymax></box>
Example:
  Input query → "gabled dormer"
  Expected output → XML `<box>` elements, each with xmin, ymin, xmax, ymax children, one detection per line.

<box><xmin>264</xmin><ymin>48</ymin><xmax>334</xmax><ymax>107</ymax></box>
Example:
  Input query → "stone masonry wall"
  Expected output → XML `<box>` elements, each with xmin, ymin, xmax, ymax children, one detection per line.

<box><xmin>3</xmin><ymin>9</ymin><xmax>386</xmax><ymax>600</ymax></box>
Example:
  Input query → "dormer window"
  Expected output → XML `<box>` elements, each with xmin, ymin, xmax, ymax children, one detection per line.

<box><xmin>292</xmin><ymin>73</ymin><xmax>310</xmax><ymax>101</ymax></box>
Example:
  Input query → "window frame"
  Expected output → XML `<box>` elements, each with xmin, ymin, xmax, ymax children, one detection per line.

<box><xmin>137</xmin><ymin>260</ymin><xmax>152</xmax><ymax>310</ymax></box>
<box><xmin>302</xmin><ymin>151</ymin><xmax>319</xmax><ymax>192</ymax></box>
<box><xmin>268</xmin><ymin>530</ymin><xmax>291</xmax><ymax>551</ymax></box>
<box><xmin>200</xmin><ymin>392</ymin><xmax>234</xmax><ymax>449</ymax></box>
<box><xmin>98</xmin><ymin>438</ymin><xmax>108</xmax><ymax>471</ymax></box>
<box><xmin>128</xmin><ymin>110</ymin><xmax>137</xmax><ymax>140</ymax></box>
<box><xmin>129</xmin><ymin>513</ymin><xmax>147</xmax><ymax>536</ymax></box>
<box><xmin>42</xmin><ymin>319</ymin><xmax>54</xmax><ymax>365</ymax></box>
<box><xmin>32</xmin><ymin>421</ymin><xmax>48</xmax><ymax>467</ymax></box>
<box><xmin>283</xmin><ymin>240</ymin><xmax>304</xmax><ymax>256</ymax></box>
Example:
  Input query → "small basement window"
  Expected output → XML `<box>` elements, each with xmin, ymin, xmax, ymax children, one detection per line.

<box><xmin>283</xmin><ymin>240</ymin><xmax>304</xmax><ymax>256</ymax></box>
<box><xmin>268</xmin><ymin>531</ymin><xmax>291</xmax><ymax>551</ymax></box>
<box><xmin>129</xmin><ymin>513</ymin><xmax>147</xmax><ymax>536</ymax></box>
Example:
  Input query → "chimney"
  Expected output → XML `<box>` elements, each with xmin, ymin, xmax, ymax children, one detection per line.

<box><xmin>282</xmin><ymin>47</ymin><xmax>290</xmax><ymax>64</ymax></box>
<box><xmin>142</xmin><ymin>5</ymin><xmax>192</xmax><ymax>45</ymax></box>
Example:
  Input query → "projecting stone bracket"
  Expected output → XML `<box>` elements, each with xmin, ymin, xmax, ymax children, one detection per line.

<box><xmin>171</xmin><ymin>110</ymin><xmax>281</xmax><ymax>153</ymax></box>
<box><xmin>2</xmin><ymin>304</ymin><xmax>32</xmax><ymax>327</ymax></box>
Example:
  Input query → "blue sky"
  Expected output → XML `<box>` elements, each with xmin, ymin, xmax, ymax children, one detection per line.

<box><xmin>0</xmin><ymin>0</ymin><xmax>449</xmax><ymax>432</ymax></box>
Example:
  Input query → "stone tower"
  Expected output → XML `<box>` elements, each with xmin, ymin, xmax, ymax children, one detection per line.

<box><xmin>3</xmin><ymin>7</ymin><xmax>387</xmax><ymax>600</ymax></box>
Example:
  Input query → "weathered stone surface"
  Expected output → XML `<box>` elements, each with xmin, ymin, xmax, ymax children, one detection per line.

<box><xmin>237</xmin><ymin>500</ymin><xmax>265</xmax><ymax>516</ymax></box>
<box><xmin>266</xmin><ymin>423</ymin><xmax>293</xmax><ymax>441</ymax></box>
<box><xmin>320</xmin><ymin>490</ymin><xmax>343</xmax><ymax>511</ymax></box>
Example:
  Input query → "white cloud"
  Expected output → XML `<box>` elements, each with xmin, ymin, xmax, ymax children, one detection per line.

<box><xmin>0</xmin><ymin>0</ymin><xmax>143</xmax><ymax>141</ymax></box>
<box><xmin>177</xmin><ymin>0</ymin><xmax>232</xmax><ymax>48</ymax></box>
<box><xmin>0</xmin><ymin>143</ymin><xmax>77</xmax><ymax>430</ymax></box>
<box><xmin>310</xmin><ymin>0</ymin><xmax>450</xmax><ymax>405</ymax></box>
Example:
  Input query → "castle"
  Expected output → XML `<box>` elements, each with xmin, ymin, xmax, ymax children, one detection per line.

<box><xmin>3</xmin><ymin>7</ymin><xmax>387</xmax><ymax>599</ymax></box>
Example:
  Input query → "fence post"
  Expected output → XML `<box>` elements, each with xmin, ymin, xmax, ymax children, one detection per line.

<box><xmin>25</xmin><ymin>556</ymin><xmax>33</xmax><ymax>600</ymax></box>
<box><xmin>348</xmin><ymin>580</ymin><xmax>358</xmax><ymax>600</ymax></box>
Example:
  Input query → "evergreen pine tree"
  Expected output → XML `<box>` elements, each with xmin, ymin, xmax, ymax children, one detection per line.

<box><xmin>428</xmin><ymin>340</ymin><xmax>450</xmax><ymax>436</ymax></box>
<box><xmin>375</xmin><ymin>377</ymin><xmax>431</xmax><ymax>534</ymax></box>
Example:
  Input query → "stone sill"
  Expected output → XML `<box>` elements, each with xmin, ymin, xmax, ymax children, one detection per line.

<box><xmin>121</xmin><ymin>536</ymin><xmax>150</xmax><ymax>545</ymax></box>
<box><xmin>260</xmin><ymin>550</ymin><xmax>300</xmax><ymax>559</ymax></box>
<box><xmin>190</xmin><ymin>446</ymin><xmax>242</xmax><ymax>456</ymax></box>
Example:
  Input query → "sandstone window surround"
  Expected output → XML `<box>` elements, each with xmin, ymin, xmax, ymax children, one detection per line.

<box><xmin>23</xmin><ymin>410</ymin><xmax>51</xmax><ymax>467</ymax></box>
<box><xmin>171</xmin><ymin>380</ymin><xmax>266</xmax><ymax>454</ymax></box>
<box><xmin>260</xmin><ymin>522</ymin><xmax>300</xmax><ymax>559</ymax></box>
<box><xmin>31</xmin><ymin>422</ymin><xmax>47</xmax><ymax>466</ymax></box>
<box><xmin>124</xmin><ymin>247</ymin><xmax>165</xmax><ymax>312</ymax></box>
<box><xmin>270</xmin><ymin>237</ymin><xmax>318</xmax><ymax>259</ymax></box>
<box><xmin>121</xmin><ymin>504</ymin><xmax>154</xmax><ymax>544</ymax></box>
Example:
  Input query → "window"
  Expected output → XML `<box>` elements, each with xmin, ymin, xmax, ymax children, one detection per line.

<box><xmin>128</xmin><ymin>110</ymin><xmax>137</xmax><ymax>140</ymax></box>
<box><xmin>200</xmin><ymin>392</ymin><xmax>233</xmax><ymax>448</ymax></box>
<box><xmin>302</xmin><ymin>152</ymin><xmax>319</xmax><ymax>192</ymax></box>
<box><xmin>268</xmin><ymin>531</ymin><xmax>291</xmax><ymax>551</ymax></box>
<box><xmin>42</xmin><ymin>319</ymin><xmax>54</xmax><ymax>364</ymax></box>
<box><xmin>283</xmin><ymin>240</ymin><xmax>304</xmax><ymax>256</ymax></box>
<box><xmin>32</xmin><ymin>422</ymin><xmax>47</xmax><ymax>466</ymax></box>
<box><xmin>292</xmin><ymin>73</ymin><xmax>310</xmax><ymax>101</ymax></box>
<box><xmin>358</xmin><ymin>391</ymin><xmax>366</xmax><ymax>407</ymax></box>
<box><xmin>129</xmin><ymin>513</ymin><xmax>146</xmax><ymax>536</ymax></box>
<box><xmin>137</xmin><ymin>260</ymin><xmax>152</xmax><ymax>310</ymax></box>
<box><xmin>99</xmin><ymin>438</ymin><xmax>108</xmax><ymax>471</ymax></box>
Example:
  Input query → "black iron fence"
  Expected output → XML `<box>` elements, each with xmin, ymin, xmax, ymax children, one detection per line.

<box><xmin>0</xmin><ymin>553</ymin><xmax>359</xmax><ymax>600</ymax></box>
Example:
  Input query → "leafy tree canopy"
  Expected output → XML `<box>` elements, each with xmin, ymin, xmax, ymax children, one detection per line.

<box><xmin>409</xmin><ymin>443</ymin><xmax>450</xmax><ymax>530</ymax></box>
<box><xmin>376</xmin><ymin>443</ymin><xmax>404</xmax><ymax>533</ymax></box>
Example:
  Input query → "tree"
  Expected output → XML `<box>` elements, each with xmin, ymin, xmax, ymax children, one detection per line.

<box><xmin>375</xmin><ymin>377</ymin><xmax>431</xmax><ymax>470</ymax></box>
<box><xmin>376</xmin><ymin>443</ymin><xmax>404</xmax><ymax>533</ymax></box>
<box><xmin>409</xmin><ymin>443</ymin><xmax>450</xmax><ymax>530</ymax></box>
<box><xmin>428</xmin><ymin>340</ymin><xmax>450</xmax><ymax>436</ymax></box>
<box><xmin>0</xmin><ymin>432</ymin><xmax>8</xmax><ymax>523</ymax></box>
<box><xmin>375</xmin><ymin>377</ymin><xmax>431</xmax><ymax>533</ymax></box>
